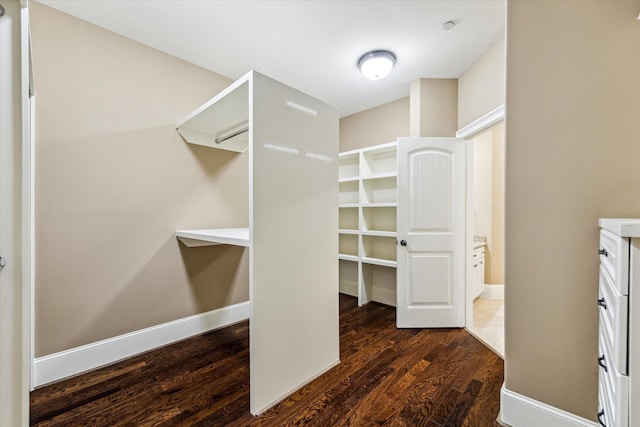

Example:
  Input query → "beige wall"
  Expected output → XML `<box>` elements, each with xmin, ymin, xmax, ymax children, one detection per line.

<box><xmin>31</xmin><ymin>2</ymin><xmax>249</xmax><ymax>357</ymax></box>
<box><xmin>458</xmin><ymin>37</ymin><xmax>505</xmax><ymax>129</ymax></box>
<box><xmin>339</xmin><ymin>97</ymin><xmax>409</xmax><ymax>152</ymax></box>
<box><xmin>490</xmin><ymin>123</ymin><xmax>504</xmax><ymax>284</ymax></box>
<box><xmin>410</xmin><ymin>78</ymin><xmax>458</xmax><ymax>137</ymax></box>
<box><xmin>505</xmin><ymin>0</ymin><xmax>640</xmax><ymax>420</ymax></box>
<box><xmin>472</xmin><ymin>122</ymin><xmax>504</xmax><ymax>284</ymax></box>
<box><xmin>473</xmin><ymin>131</ymin><xmax>493</xmax><ymax>242</ymax></box>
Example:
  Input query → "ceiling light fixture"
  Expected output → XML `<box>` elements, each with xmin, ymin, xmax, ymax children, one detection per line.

<box><xmin>358</xmin><ymin>50</ymin><xmax>396</xmax><ymax>80</ymax></box>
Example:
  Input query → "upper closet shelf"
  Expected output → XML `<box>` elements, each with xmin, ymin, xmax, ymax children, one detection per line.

<box><xmin>176</xmin><ymin>74</ymin><xmax>250</xmax><ymax>153</ymax></box>
<box><xmin>176</xmin><ymin>228</ymin><xmax>250</xmax><ymax>247</ymax></box>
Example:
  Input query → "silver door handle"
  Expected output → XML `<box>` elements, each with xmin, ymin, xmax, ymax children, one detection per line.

<box><xmin>0</xmin><ymin>256</ymin><xmax>6</xmax><ymax>270</ymax></box>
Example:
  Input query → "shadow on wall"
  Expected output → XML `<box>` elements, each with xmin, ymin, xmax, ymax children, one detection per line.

<box><xmin>184</xmin><ymin>138</ymin><xmax>248</xmax><ymax>180</ymax></box>
<box><xmin>178</xmin><ymin>241</ymin><xmax>249</xmax><ymax>312</ymax></box>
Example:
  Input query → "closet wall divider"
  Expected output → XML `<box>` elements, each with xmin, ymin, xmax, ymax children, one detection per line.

<box><xmin>176</xmin><ymin>70</ymin><xmax>339</xmax><ymax>415</ymax></box>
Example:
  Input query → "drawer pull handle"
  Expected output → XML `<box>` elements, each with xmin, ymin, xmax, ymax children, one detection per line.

<box><xmin>597</xmin><ymin>298</ymin><xmax>607</xmax><ymax>310</ymax></box>
<box><xmin>597</xmin><ymin>355</ymin><xmax>608</xmax><ymax>372</ymax></box>
<box><xmin>597</xmin><ymin>409</ymin><xmax>606</xmax><ymax>426</ymax></box>
<box><xmin>598</xmin><ymin>248</ymin><xmax>608</xmax><ymax>257</ymax></box>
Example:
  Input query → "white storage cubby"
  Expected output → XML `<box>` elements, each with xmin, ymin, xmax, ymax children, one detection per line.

<box><xmin>175</xmin><ymin>70</ymin><xmax>339</xmax><ymax>415</ymax></box>
<box><xmin>339</xmin><ymin>259</ymin><xmax>359</xmax><ymax>297</ymax></box>
<box><xmin>339</xmin><ymin>207</ymin><xmax>359</xmax><ymax>231</ymax></box>
<box><xmin>361</xmin><ymin>264</ymin><xmax>397</xmax><ymax>307</ymax></box>
<box><xmin>338</xmin><ymin>142</ymin><xmax>398</xmax><ymax>307</ymax></box>
<box><xmin>361</xmin><ymin>145</ymin><xmax>397</xmax><ymax>177</ymax></box>
<box><xmin>339</xmin><ymin>234</ymin><xmax>359</xmax><ymax>258</ymax></box>
<box><xmin>362</xmin><ymin>176</ymin><xmax>397</xmax><ymax>205</ymax></box>
<box><xmin>339</xmin><ymin>180</ymin><xmax>359</xmax><ymax>205</ymax></box>
<box><xmin>362</xmin><ymin>206</ymin><xmax>396</xmax><ymax>233</ymax></box>
<box><xmin>362</xmin><ymin>235</ymin><xmax>397</xmax><ymax>266</ymax></box>
<box><xmin>339</xmin><ymin>153</ymin><xmax>359</xmax><ymax>180</ymax></box>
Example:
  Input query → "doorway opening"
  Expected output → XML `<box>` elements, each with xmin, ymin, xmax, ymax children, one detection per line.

<box><xmin>466</xmin><ymin>121</ymin><xmax>505</xmax><ymax>357</ymax></box>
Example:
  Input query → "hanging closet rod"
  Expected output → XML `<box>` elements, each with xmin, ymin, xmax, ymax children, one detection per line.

<box><xmin>215</xmin><ymin>127</ymin><xmax>249</xmax><ymax>145</ymax></box>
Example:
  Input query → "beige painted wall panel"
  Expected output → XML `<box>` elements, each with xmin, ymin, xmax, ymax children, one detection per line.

<box><xmin>490</xmin><ymin>123</ymin><xmax>504</xmax><ymax>284</ymax></box>
<box><xmin>31</xmin><ymin>2</ymin><xmax>249</xmax><ymax>356</ymax></box>
<box><xmin>472</xmin><ymin>124</ymin><xmax>504</xmax><ymax>285</ymax></box>
<box><xmin>506</xmin><ymin>0</ymin><xmax>640</xmax><ymax>420</ymax></box>
<box><xmin>410</xmin><ymin>78</ymin><xmax>458</xmax><ymax>137</ymax></box>
<box><xmin>339</xmin><ymin>97</ymin><xmax>409</xmax><ymax>152</ymax></box>
<box><xmin>473</xmin><ymin>130</ymin><xmax>493</xmax><ymax>244</ymax></box>
<box><xmin>458</xmin><ymin>37</ymin><xmax>505</xmax><ymax>129</ymax></box>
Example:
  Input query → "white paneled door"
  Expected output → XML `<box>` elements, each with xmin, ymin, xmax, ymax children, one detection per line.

<box><xmin>397</xmin><ymin>138</ymin><xmax>466</xmax><ymax>328</ymax></box>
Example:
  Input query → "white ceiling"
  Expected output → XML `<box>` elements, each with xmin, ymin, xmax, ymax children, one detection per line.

<box><xmin>38</xmin><ymin>0</ymin><xmax>505</xmax><ymax>117</ymax></box>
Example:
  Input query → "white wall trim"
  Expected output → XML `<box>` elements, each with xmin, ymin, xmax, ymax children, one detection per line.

<box><xmin>456</xmin><ymin>104</ymin><xmax>505</xmax><ymax>139</ymax></box>
<box><xmin>371</xmin><ymin>287</ymin><xmax>396</xmax><ymax>307</ymax></box>
<box><xmin>34</xmin><ymin>301</ymin><xmax>250</xmax><ymax>387</ymax></box>
<box><xmin>500</xmin><ymin>385</ymin><xmax>598</xmax><ymax>427</ymax></box>
<box><xmin>338</xmin><ymin>280</ymin><xmax>358</xmax><ymax>298</ymax></box>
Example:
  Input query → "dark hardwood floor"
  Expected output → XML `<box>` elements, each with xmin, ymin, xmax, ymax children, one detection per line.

<box><xmin>31</xmin><ymin>294</ymin><xmax>504</xmax><ymax>426</ymax></box>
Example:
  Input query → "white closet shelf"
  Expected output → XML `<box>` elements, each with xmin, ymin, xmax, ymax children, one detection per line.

<box><xmin>176</xmin><ymin>228</ymin><xmax>250</xmax><ymax>247</ymax></box>
<box><xmin>338</xmin><ymin>177</ymin><xmax>359</xmax><ymax>183</ymax></box>
<box><xmin>176</xmin><ymin>75</ymin><xmax>250</xmax><ymax>153</ymax></box>
<box><xmin>362</xmin><ymin>257</ymin><xmax>397</xmax><ymax>268</ymax></box>
<box><xmin>338</xmin><ymin>254</ymin><xmax>359</xmax><ymax>262</ymax></box>
<box><xmin>361</xmin><ymin>172</ymin><xmax>397</xmax><ymax>180</ymax></box>
<box><xmin>339</xmin><ymin>229</ymin><xmax>359</xmax><ymax>235</ymax></box>
<box><xmin>361</xmin><ymin>202</ymin><xmax>397</xmax><ymax>208</ymax></box>
<box><xmin>361</xmin><ymin>230</ymin><xmax>397</xmax><ymax>238</ymax></box>
<box><xmin>339</xmin><ymin>203</ymin><xmax>360</xmax><ymax>209</ymax></box>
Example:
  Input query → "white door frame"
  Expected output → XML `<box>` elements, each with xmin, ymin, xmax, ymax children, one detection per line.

<box><xmin>0</xmin><ymin>1</ymin><xmax>32</xmax><ymax>425</ymax></box>
<box><xmin>455</xmin><ymin>104</ymin><xmax>505</xmax><ymax>329</ymax></box>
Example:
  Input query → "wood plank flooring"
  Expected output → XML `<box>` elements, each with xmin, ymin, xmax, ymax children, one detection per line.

<box><xmin>31</xmin><ymin>295</ymin><xmax>504</xmax><ymax>426</ymax></box>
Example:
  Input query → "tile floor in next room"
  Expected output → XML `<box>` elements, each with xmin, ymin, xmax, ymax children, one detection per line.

<box><xmin>469</xmin><ymin>296</ymin><xmax>505</xmax><ymax>357</ymax></box>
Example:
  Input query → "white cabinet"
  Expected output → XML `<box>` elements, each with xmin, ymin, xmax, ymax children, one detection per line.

<box><xmin>597</xmin><ymin>218</ymin><xmax>640</xmax><ymax>427</ymax></box>
<box><xmin>176</xmin><ymin>71</ymin><xmax>339</xmax><ymax>415</ymax></box>
<box><xmin>473</xmin><ymin>243</ymin><xmax>486</xmax><ymax>299</ymax></box>
<box><xmin>338</xmin><ymin>142</ymin><xmax>397</xmax><ymax>306</ymax></box>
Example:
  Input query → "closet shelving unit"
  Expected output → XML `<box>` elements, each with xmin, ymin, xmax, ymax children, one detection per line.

<box><xmin>339</xmin><ymin>142</ymin><xmax>398</xmax><ymax>307</ymax></box>
<box><xmin>176</xmin><ymin>70</ymin><xmax>339</xmax><ymax>415</ymax></box>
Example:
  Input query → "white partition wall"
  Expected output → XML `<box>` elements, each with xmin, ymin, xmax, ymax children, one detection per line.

<box><xmin>250</xmin><ymin>72</ymin><xmax>339</xmax><ymax>414</ymax></box>
<box><xmin>176</xmin><ymin>70</ymin><xmax>339</xmax><ymax>415</ymax></box>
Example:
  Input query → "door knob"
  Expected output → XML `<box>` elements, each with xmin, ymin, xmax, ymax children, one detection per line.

<box><xmin>0</xmin><ymin>256</ymin><xmax>5</xmax><ymax>271</ymax></box>
<box><xmin>400</xmin><ymin>240</ymin><xmax>407</xmax><ymax>247</ymax></box>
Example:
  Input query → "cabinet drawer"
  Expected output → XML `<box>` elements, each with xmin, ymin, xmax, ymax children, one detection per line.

<box><xmin>599</xmin><ymin>229</ymin><xmax>629</xmax><ymax>295</ymax></box>
<box><xmin>599</xmin><ymin>267</ymin><xmax>629</xmax><ymax>374</ymax></box>
<box><xmin>598</xmin><ymin>333</ymin><xmax>629</xmax><ymax>427</ymax></box>
<box><xmin>473</xmin><ymin>247</ymin><xmax>484</xmax><ymax>258</ymax></box>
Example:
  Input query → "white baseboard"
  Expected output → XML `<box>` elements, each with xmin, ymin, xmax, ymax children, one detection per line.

<box><xmin>481</xmin><ymin>284</ymin><xmax>504</xmax><ymax>299</ymax></box>
<box><xmin>34</xmin><ymin>301</ymin><xmax>250</xmax><ymax>387</ymax></box>
<box><xmin>371</xmin><ymin>287</ymin><xmax>396</xmax><ymax>307</ymax></box>
<box><xmin>339</xmin><ymin>280</ymin><xmax>358</xmax><ymax>297</ymax></box>
<box><xmin>500</xmin><ymin>385</ymin><xmax>598</xmax><ymax>427</ymax></box>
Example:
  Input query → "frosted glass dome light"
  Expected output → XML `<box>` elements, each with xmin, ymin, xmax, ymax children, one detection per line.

<box><xmin>358</xmin><ymin>50</ymin><xmax>396</xmax><ymax>80</ymax></box>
